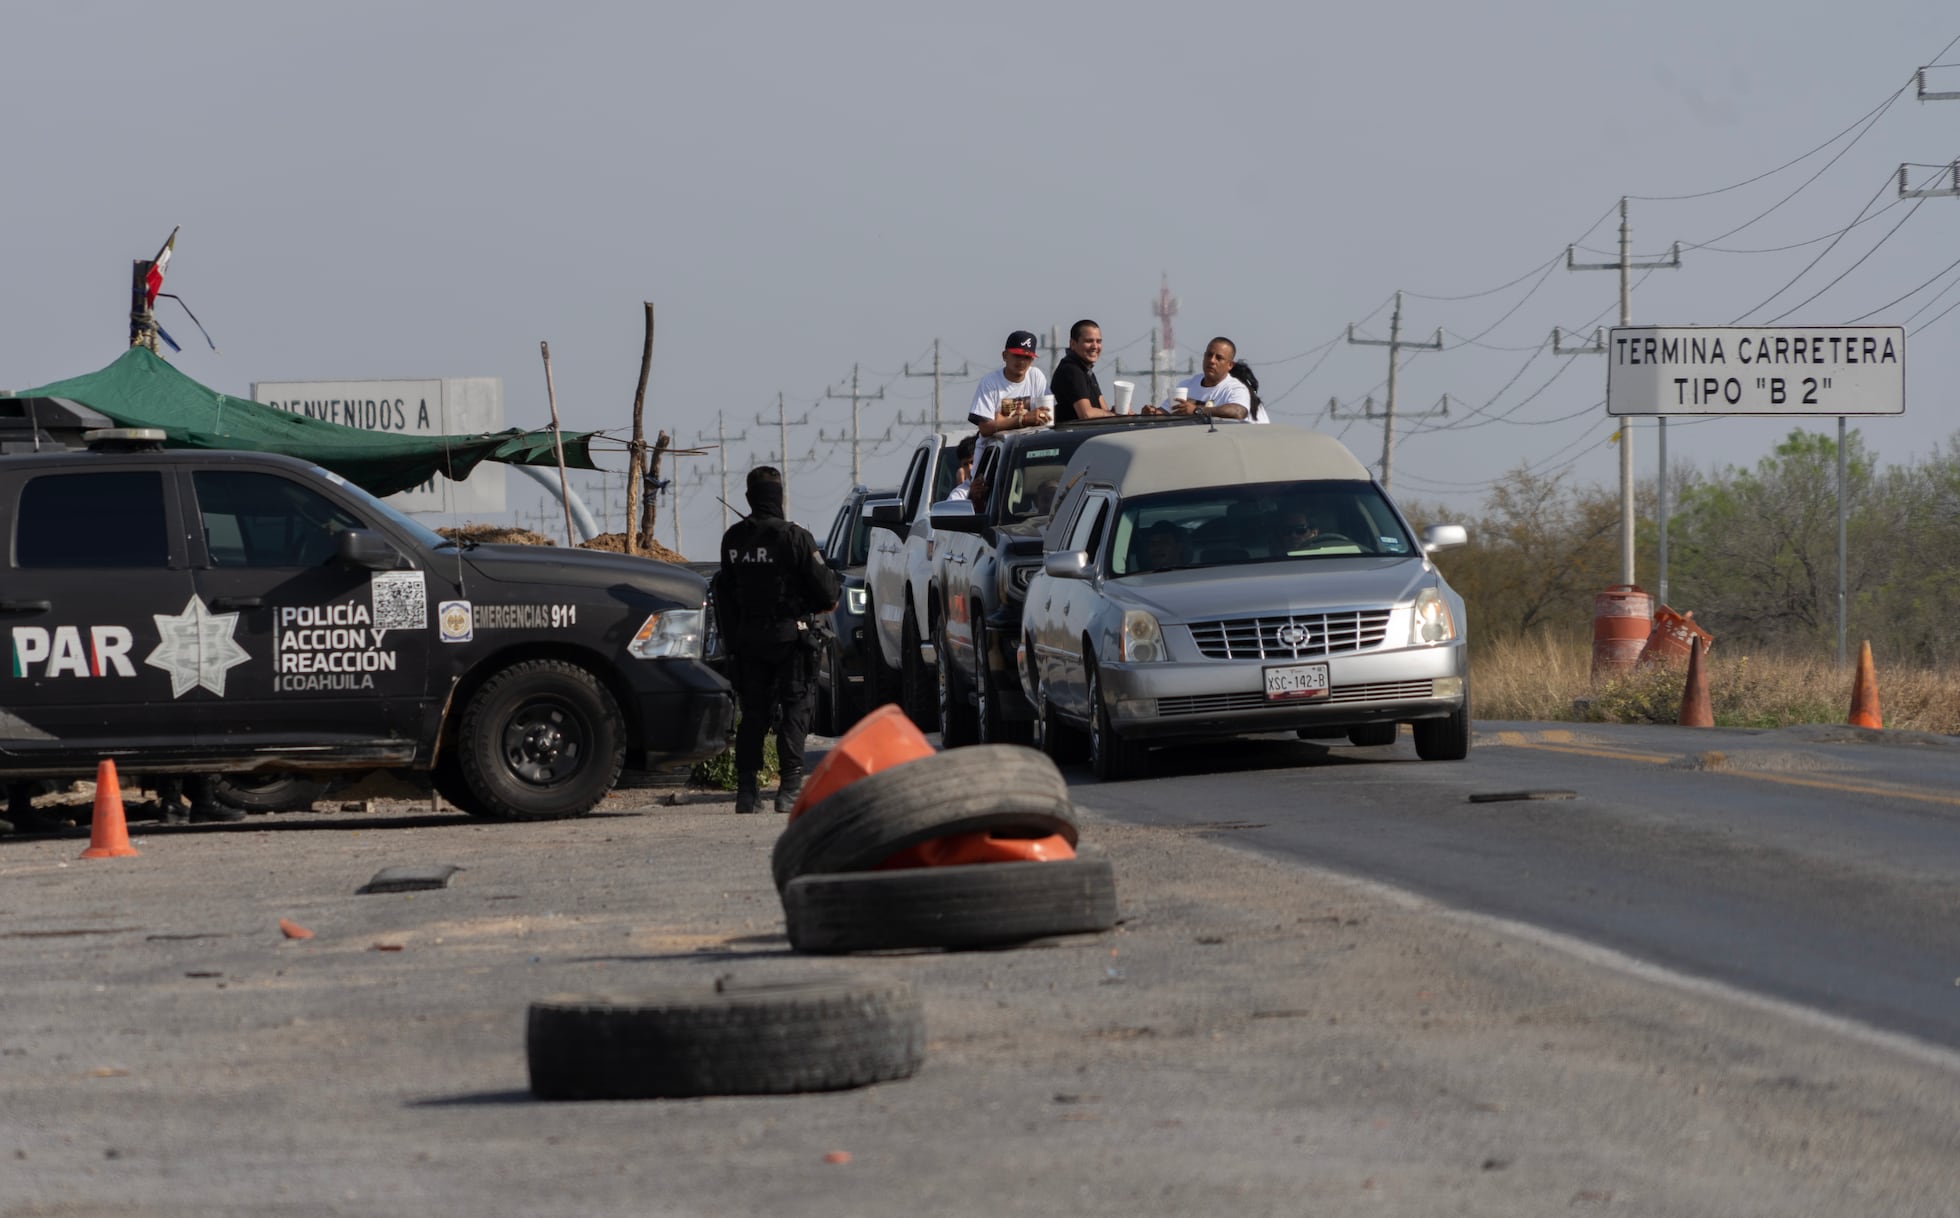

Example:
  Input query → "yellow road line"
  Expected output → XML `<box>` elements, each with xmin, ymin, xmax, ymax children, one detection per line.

<box><xmin>1496</xmin><ymin>737</ymin><xmax>1960</xmax><ymax>808</ymax></box>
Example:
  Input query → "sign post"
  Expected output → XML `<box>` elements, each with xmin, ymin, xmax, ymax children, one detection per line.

<box><xmin>1606</xmin><ymin>325</ymin><xmax>1904</xmax><ymax>664</ymax></box>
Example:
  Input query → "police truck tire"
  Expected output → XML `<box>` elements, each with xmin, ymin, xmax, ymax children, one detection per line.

<box><xmin>783</xmin><ymin>860</ymin><xmax>1119</xmax><ymax>953</ymax></box>
<box><xmin>527</xmin><ymin>976</ymin><xmax>925</xmax><ymax>1099</ymax></box>
<box><xmin>457</xmin><ymin>660</ymin><xmax>626</xmax><ymax>820</ymax></box>
<box><xmin>770</xmin><ymin>746</ymin><xmax>1076</xmax><ymax>892</ymax></box>
<box><xmin>211</xmin><ymin>774</ymin><xmax>328</xmax><ymax>813</ymax></box>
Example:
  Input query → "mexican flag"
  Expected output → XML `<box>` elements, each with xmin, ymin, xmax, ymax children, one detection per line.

<box><xmin>144</xmin><ymin>227</ymin><xmax>178</xmax><ymax>308</ymax></box>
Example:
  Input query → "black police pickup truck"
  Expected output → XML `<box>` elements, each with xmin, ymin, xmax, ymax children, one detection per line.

<box><xmin>0</xmin><ymin>433</ymin><xmax>732</xmax><ymax>820</ymax></box>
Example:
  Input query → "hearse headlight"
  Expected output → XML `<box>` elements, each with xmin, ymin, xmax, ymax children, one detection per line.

<box><xmin>629</xmin><ymin>608</ymin><xmax>705</xmax><ymax>659</ymax></box>
<box><xmin>1119</xmin><ymin>609</ymin><xmax>1167</xmax><ymax>663</ymax></box>
<box><xmin>1410</xmin><ymin>587</ymin><xmax>1456</xmax><ymax>645</ymax></box>
<box><xmin>845</xmin><ymin>586</ymin><xmax>868</xmax><ymax>616</ymax></box>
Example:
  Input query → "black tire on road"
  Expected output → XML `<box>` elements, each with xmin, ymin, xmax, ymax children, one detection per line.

<box><xmin>211</xmin><ymin>774</ymin><xmax>329</xmax><ymax>813</ymax></box>
<box><xmin>1087</xmin><ymin>666</ymin><xmax>1149</xmax><ymax>782</ymax></box>
<box><xmin>770</xmin><ymin>745</ymin><xmax>1076</xmax><ymax>892</ymax></box>
<box><xmin>1030</xmin><ymin>667</ymin><xmax>1088</xmax><ymax>766</ymax></box>
<box><xmin>527</xmin><ymin>976</ymin><xmax>925</xmax><ymax>1099</ymax></box>
<box><xmin>974</xmin><ymin>616</ymin><xmax>1030</xmax><ymax>745</ymax></box>
<box><xmin>1412</xmin><ymin>676</ymin><xmax>1471</xmax><ymax>761</ymax></box>
<box><xmin>899</xmin><ymin>605</ymin><xmax>935</xmax><ymax>731</ymax></box>
<box><xmin>457</xmin><ymin>660</ymin><xmax>625</xmax><ymax>820</ymax></box>
<box><xmin>784</xmin><ymin>860</ymin><xmax>1120</xmax><ymax>953</ymax></box>
<box><xmin>1346</xmin><ymin>722</ymin><xmax>1399</xmax><ymax>748</ymax></box>
<box><xmin>935</xmin><ymin>620</ymin><xmax>978</xmax><ymax>748</ymax></box>
<box><xmin>862</xmin><ymin>598</ymin><xmax>900</xmax><ymax>712</ymax></box>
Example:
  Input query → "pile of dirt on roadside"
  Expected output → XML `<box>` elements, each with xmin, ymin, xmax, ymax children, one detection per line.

<box><xmin>578</xmin><ymin>533</ymin><xmax>689</xmax><ymax>563</ymax></box>
<box><xmin>434</xmin><ymin>525</ymin><xmax>688</xmax><ymax>563</ymax></box>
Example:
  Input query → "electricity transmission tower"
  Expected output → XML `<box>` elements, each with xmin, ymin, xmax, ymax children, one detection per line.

<box><xmin>696</xmin><ymin>412</ymin><xmax>749</xmax><ymax>535</ymax></box>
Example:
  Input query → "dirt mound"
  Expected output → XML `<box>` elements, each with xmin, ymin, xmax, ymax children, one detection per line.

<box><xmin>437</xmin><ymin>524</ymin><xmax>559</xmax><ymax>547</ymax></box>
<box><xmin>433</xmin><ymin>525</ymin><xmax>686</xmax><ymax>563</ymax></box>
<box><xmin>579</xmin><ymin>532</ymin><xmax>688</xmax><ymax>563</ymax></box>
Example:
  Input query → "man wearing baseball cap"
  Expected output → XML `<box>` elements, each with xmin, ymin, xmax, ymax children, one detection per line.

<box><xmin>967</xmin><ymin>330</ymin><xmax>1051</xmax><ymax>468</ymax></box>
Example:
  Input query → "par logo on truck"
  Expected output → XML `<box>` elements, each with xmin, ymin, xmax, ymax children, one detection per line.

<box><xmin>9</xmin><ymin>625</ymin><xmax>138</xmax><ymax>679</ymax></box>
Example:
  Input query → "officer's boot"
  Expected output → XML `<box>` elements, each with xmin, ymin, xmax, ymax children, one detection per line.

<box><xmin>734</xmin><ymin>775</ymin><xmax>761</xmax><ymax>815</ymax></box>
<box><xmin>774</xmin><ymin>768</ymin><xmax>804</xmax><ymax>815</ymax></box>
<box><xmin>186</xmin><ymin>776</ymin><xmax>246</xmax><ymax>824</ymax></box>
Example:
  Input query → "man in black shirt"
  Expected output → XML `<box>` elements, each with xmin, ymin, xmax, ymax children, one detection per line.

<box><xmin>1051</xmin><ymin>319</ymin><xmax>1121</xmax><ymax>421</ymax></box>
<box><xmin>712</xmin><ymin>466</ymin><xmax>842</xmax><ymax>813</ymax></box>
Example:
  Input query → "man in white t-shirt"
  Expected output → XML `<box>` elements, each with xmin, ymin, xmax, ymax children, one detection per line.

<box><xmin>1155</xmin><ymin>336</ymin><xmax>1259</xmax><ymax>422</ymax></box>
<box><xmin>969</xmin><ymin>330</ymin><xmax>1052</xmax><ymax>465</ymax></box>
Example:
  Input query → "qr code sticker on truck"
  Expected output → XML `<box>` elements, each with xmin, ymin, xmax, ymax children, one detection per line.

<box><xmin>370</xmin><ymin>572</ymin><xmax>427</xmax><ymax>641</ymax></box>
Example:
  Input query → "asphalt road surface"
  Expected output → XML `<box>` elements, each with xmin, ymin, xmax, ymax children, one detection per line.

<box><xmin>1084</xmin><ymin>720</ymin><xmax>1960</xmax><ymax>1051</ymax></box>
<box><xmin>4</xmin><ymin>722</ymin><xmax>1960</xmax><ymax>1217</ymax></box>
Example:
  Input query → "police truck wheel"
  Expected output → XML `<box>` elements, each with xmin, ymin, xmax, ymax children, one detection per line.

<box><xmin>458</xmin><ymin>660</ymin><xmax>625</xmax><ymax>820</ymax></box>
<box><xmin>899</xmin><ymin>607</ymin><xmax>935</xmax><ymax>731</ymax></box>
<box><xmin>935</xmin><ymin>622</ymin><xmax>977</xmax><ymax>748</ymax></box>
<box><xmin>527</xmin><ymin>976</ymin><xmax>924</xmax><ymax>1099</ymax></box>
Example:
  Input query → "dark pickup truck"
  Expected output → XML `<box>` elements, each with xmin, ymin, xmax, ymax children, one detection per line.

<box><xmin>0</xmin><ymin>433</ymin><xmax>732</xmax><ymax>820</ymax></box>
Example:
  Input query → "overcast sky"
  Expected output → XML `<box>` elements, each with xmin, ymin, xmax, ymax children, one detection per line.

<box><xmin>8</xmin><ymin>3</ymin><xmax>1959</xmax><ymax>557</ymax></box>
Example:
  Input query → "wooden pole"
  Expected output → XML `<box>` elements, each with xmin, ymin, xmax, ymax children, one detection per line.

<box><xmin>539</xmin><ymin>341</ymin><xmax>576</xmax><ymax>548</ymax></box>
<box><xmin>641</xmin><ymin>430</ymin><xmax>670</xmax><ymax>554</ymax></box>
<box><xmin>624</xmin><ymin>302</ymin><xmax>655</xmax><ymax>556</ymax></box>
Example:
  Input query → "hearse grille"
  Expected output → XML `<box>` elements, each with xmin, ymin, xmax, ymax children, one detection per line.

<box><xmin>1156</xmin><ymin>680</ymin><xmax>1438</xmax><ymax>717</ymax></box>
<box><xmin>1188</xmin><ymin>609</ymin><xmax>1393</xmax><ymax>660</ymax></box>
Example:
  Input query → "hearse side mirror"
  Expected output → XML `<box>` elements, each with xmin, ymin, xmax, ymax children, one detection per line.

<box><xmin>1043</xmin><ymin>550</ymin><xmax>1090</xmax><ymax>580</ymax></box>
<box><xmin>1421</xmin><ymin>524</ymin><xmax>1468</xmax><ymax>554</ymax></box>
<box><xmin>333</xmin><ymin>529</ymin><xmax>405</xmax><ymax>571</ymax></box>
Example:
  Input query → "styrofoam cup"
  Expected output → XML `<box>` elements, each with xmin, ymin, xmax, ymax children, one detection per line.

<box><xmin>1111</xmin><ymin>381</ymin><xmax>1135</xmax><ymax>414</ymax></box>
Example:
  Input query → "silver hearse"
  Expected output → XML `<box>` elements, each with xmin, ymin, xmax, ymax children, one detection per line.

<box><xmin>1017</xmin><ymin>423</ymin><xmax>1469</xmax><ymax>780</ymax></box>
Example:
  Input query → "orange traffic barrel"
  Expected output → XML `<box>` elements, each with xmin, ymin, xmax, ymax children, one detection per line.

<box><xmin>1590</xmin><ymin>584</ymin><xmax>1652</xmax><ymax>683</ymax></box>
<box><xmin>1639</xmin><ymin>605</ymin><xmax>1712</xmax><ymax>669</ymax></box>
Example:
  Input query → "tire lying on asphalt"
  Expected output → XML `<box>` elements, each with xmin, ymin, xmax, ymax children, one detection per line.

<box><xmin>784</xmin><ymin>859</ymin><xmax>1119</xmax><ymax>953</ymax></box>
<box><xmin>527</xmin><ymin>976</ymin><xmax>925</xmax><ymax>1100</ymax></box>
<box><xmin>770</xmin><ymin>745</ymin><xmax>1077</xmax><ymax>893</ymax></box>
<box><xmin>211</xmin><ymin>774</ymin><xmax>330</xmax><ymax>813</ymax></box>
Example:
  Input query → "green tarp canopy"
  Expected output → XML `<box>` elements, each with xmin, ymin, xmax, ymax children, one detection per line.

<box><xmin>3</xmin><ymin>348</ymin><xmax>600</xmax><ymax>497</ymax></box>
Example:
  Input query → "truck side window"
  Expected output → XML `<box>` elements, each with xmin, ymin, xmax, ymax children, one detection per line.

<box><xmin>930</xmin><ymin>441</ymin><xmax>960</xmax><ymax>504</ymax></box>
<box><xmin>16</xmin><ymin>471</ymin><xmax>171</xmax><ymax>568</ymax></box>
<box><xmin>192</xmin><ymin>470</ymin><xmax>365</xmax><ymax>568</ymax></box>
<box><xmin>899</xmin><ymin>451</ymin><xmax>929</xmax><ymax>519</ymax></box>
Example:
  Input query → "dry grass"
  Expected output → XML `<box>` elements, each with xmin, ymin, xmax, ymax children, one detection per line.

<box><xmin>1472</xmin><ymin>633</ymin><xmax>1960</xmax><ymax>733</ymax></box>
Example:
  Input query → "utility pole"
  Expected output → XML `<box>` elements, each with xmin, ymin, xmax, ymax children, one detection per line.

<box><xmin>903</xmin><ymin>339</ymin><xmax>970</xmax><ymax>434</ymax></box>
<box><xmin>697</xmin><ymin>412</ymin><xmax>749</xmax><ymax>536</ymax></box>
<box><xmin>1346</xmin><ymin>291</ymin><xmax>1442</xmax><ymax>494</ymax></box>
<box><xmin>823</xmin><ymin>364</ymin><xmax>885</xmax><ymax>486</ymax></box>
<box><xmin>1567</xmin><ymin>197</ymin><xmax>1682</xmax><ymax>589</ymax></box>
<box><xmin>755</xmin><ymin>391</ymin><xmax>811</xmax><ymax>517</ymax></box>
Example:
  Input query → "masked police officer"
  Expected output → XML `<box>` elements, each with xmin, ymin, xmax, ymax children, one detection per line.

<box><xmin>713</xmin><ymin>466</ymin><xmax>841</xmax><ymax>813</ymax></box>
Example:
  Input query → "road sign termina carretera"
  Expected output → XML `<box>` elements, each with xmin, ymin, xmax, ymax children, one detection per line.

<box><xmin>1605</xmin><ymin>325</ymin><xmax>1905</xmax><ymax>417</ymax></box>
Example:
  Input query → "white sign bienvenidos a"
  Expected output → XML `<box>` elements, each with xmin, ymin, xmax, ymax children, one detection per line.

<box><xmin>249</xmin><ymin>377</ymin><xmax>506</xmax><ymax>513</ymax></box>
<box><xmin>1606</xmin><ymin>326</ymin><xmax>1904</xmax><ymax>417</ymax></box>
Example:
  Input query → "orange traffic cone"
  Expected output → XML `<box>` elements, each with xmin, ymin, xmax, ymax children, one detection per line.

<box><xmin>1848</xmin><ymin>640</ymin><xmax>1883</xmax><ymax>730</ymax></box>
<box><xmin>80</xmin><ymin>760</ymin><xmax>138</xmax><ymax>860</ymax></box>
<box><xmin>788</xmin><ymin>704</ymin><xmax>933</xmax><ymax>820</ymax></box>
<box><xmin>1678</xmin><ymin>636</ymin><xmax>1714</xmax><ymax>728</ymax></box>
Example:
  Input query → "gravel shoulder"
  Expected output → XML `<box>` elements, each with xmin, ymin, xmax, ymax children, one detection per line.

<box><xmin>3</xmin><ymin>783</ymin><xmax>1957</xmax><ymax>1218</ymax></box>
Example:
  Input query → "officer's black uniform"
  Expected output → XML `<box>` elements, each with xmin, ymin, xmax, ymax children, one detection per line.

<box><xmin>713</xmin><ymin>473</ymin><xmax>841</xmax><ymax>812</ymax></box>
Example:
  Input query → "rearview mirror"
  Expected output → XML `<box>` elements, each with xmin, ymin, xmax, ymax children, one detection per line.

<box><xmin>863</xmin><ymin>500</ymin><xmax>906</xmax><ymax>537</ymax></box>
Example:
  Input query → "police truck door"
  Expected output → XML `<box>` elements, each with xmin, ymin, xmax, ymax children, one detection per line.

<box><xmin>184</xmin><ymin>467</ymin><xmax>433</xmax><ymax>751</ymax></box>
